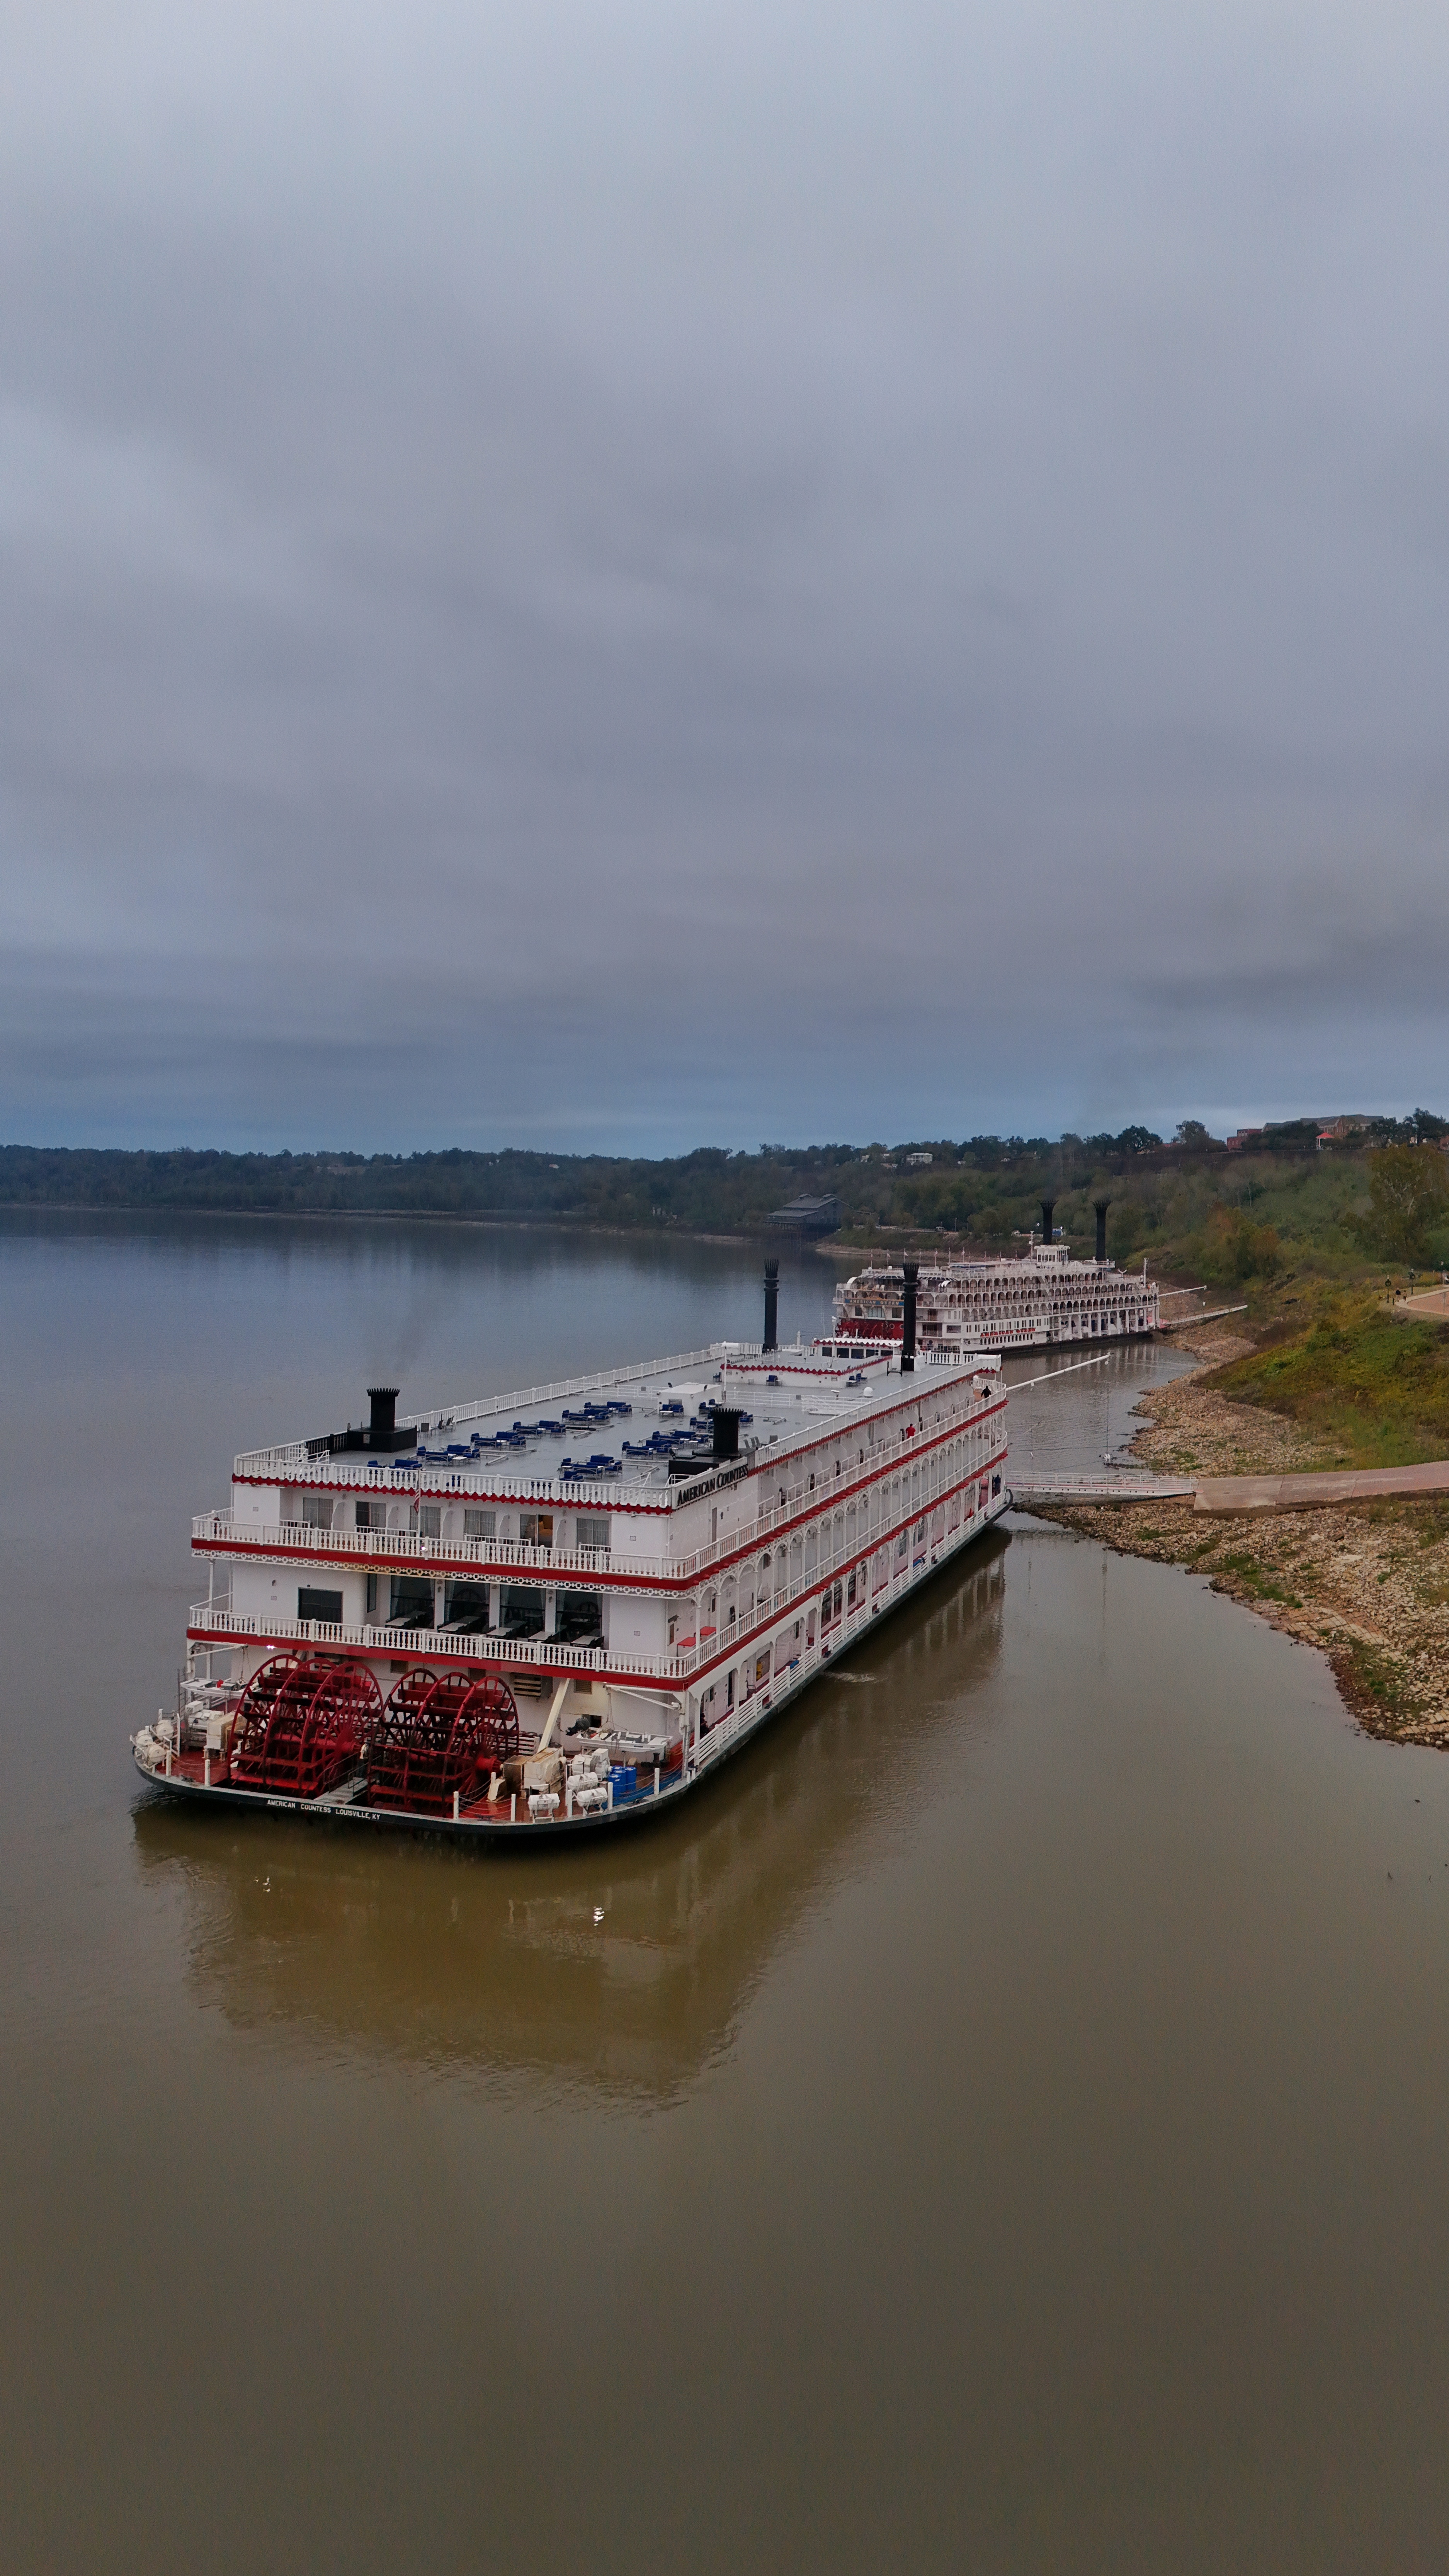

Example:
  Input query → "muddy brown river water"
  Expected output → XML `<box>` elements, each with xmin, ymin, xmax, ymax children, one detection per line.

<box><xmin>5</xmin><ymin>1213</ymin><xmax>1449</xmax><ymax>2572</ymax></box>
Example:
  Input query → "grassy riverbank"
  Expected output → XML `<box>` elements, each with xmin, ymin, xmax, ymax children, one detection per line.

<box><xmin>1209</xmin><ymin>1290</ymin><xmax>1449</xmax><ymax>1468</ymax></box>
<box><xmin>1043</xmin><ymin>1299</ymin><xmax>1449</xmax><ymax>1743</ymax></box>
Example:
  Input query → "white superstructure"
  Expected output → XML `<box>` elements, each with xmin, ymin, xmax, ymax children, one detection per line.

<box><xmin>832</xmin><ymin>1239</ymin><xmax>1158</xmax><ymax>1356</ymax></box>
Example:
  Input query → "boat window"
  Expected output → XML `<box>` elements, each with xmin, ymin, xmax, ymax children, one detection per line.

<box><xmin>442</xmin><ymin>1579</ymin><xmax>490</xmax><ymax>1631</ymax></box>
<box><xmin>498</xmin><ymin>1584</ymin><xmax>544</xmax><ymax>1638</ymax></box>
<box><xmin>388</xmin><ymin>1574</ymin><xmax>434</xmax><ymax>1628</ymax></box>
<box><xmin>302</xmin><ymin>1494</ymin><xmax>333</xmax><ymax>1530</ymax></box>
<box><xmin>464</xmin><ymin>1507</ymin><xmax>496</xmax><ymax>1541</ymax></box>
<box><xmin>556</xmin><ymin>1576</ymin><xmax>602</xmax><ymax>1638</ymax></box>
<box><xmin>575</xmin><ymin>1515</ymin><xmax>610</xmax><ymax>1550</ymax></box>
<box><xmin>520</xmin><ymin>1513</ymin><xmax>554</xmax><ymax>1548</ymax></box>
<box><xmin>298</xmin><ymin>1586</ymin><xmax>343</xmax><ymax>1624</ymax></box>
<box><xmin>417</xmin><ymin>1504</ymin><xmax>442</xmax><ymax>1540</ymax></box>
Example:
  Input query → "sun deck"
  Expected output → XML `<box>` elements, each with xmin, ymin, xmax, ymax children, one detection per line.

<box><xmin>231</xmin><ymin>1338</ymin><xmax>966</xmax><ymax>1511</ymax></box>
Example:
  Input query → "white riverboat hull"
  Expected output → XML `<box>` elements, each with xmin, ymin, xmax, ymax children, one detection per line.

<box><xmin>132</xmin><ymin>1486</ymin><xmax>1013</xmax><ymax>1839</ymax></box>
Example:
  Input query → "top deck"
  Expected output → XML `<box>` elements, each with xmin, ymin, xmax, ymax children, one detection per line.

<box><xmin>841</xmin><ymin>1243</ymin><xmax>1137</xmax><ymax>1284</ymax></box>
<box><xmin>233</xmin><ymin>1339</ymin><xmax>997</xmax><ymax>1507</ymax></box>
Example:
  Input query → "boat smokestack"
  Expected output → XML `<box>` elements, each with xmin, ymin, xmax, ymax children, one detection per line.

<box><xmin>1094</xmin><ymin>1198</ymin><xmax>1111</xmax><ymax>1264</ymax></box>
<box><xmin>367</xmin><ymin>1385</ymin><xmax>399</xmax><ymax>1446</ymax></box>
<box><xmin>763</xmin><ymin>1258</ymin><xmax>779</xmax><ymax>1353</ymax></box>
<box><xmin>1040</xmin><ymin>1197</ymin><xmax>1055</xmax><ymax>1246</ymax></box>
<box><xmin>712</xmin><ymin>1405</ymin><xmax>742</xmax><ymax>1463</ymax></box>
<box><xmin>901</xmin><ymin>1259</ymin><xmax>918</xmax><ymax>1373</ymax></box>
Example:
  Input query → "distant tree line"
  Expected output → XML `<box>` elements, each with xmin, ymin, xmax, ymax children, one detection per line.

<box><xmin>3</xmin><ymin>1115</ymin><xmax>1445</xmax><ymax>1281</ymax></box>
<box><xmin>0</xmin><ymin>1127</ymin><xmax>1202</xmax><ymax>1238</ymax></box>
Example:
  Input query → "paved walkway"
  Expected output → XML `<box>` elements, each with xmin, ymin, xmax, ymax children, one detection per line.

<box><xmin>1401</xmin><ymin>1285</ymin><xmax>1449</xmax><ymax>1319</ymax></box>
<box><xmin>1194</xmin><ymin>1460</ymin><xmax>1449</xmax><ymax>1515</ymax></box>
<box><xmin>1015</xmin><ymin>1462</ymin><xmax>1449</xmax><ymax>1515</ymax></box>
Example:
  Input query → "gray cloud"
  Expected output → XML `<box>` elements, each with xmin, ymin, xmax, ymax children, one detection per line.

<box><xmin>2</xmin><ymin>0</ymin><xmax>1448</xmax><ymax>1149</ymax></box>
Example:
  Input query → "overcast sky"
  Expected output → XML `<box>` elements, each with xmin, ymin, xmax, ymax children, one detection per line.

<box><xmin>3</xmin><ymin>0</ymin><xmax>1447</xmax><ymax>1153</ymax></box>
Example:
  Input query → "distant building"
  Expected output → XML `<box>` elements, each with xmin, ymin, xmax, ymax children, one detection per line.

<box><xmin>903</xmin><ymin>1150</ymin><xmax>934</xmax><ymax>1168</ymax></box>
<box><xmin>1316</xmin><ymin>1114</ymin><xmax>1373</xmax><ymax>1147</ymax></box>
<box><xmin>769</xmin><ymin>1193</ymin><xmax>841</xmax><ymax>1235</ymax></box>
<box><xmin>1226</xmin><ymin>1128</ymin><xmax>1264</xmax><ymax>1150</ymax></box>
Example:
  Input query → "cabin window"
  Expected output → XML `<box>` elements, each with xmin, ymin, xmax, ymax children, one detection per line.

<box><xmin>298</xmin><ymin>1586</ymin><xmax>342</xmax><ymax>1624</ymax></box>
<box><xmin>355</xmin><ymin>1499</ymin><xmax>372</xmax><ymax>1530</ymax></box>
<box><xmin>365</xmin><ymin>1572</ymin><xmax>377</xmax><ymax>1618</ymax></box>
<box><xmin>388</xmin><ymin>1575</ymin><xmax>434</xmax><ymax>1628</ymax></box>
<box><xmin>520</xmin><ymin>1513</ymin><xmax>553</xmax><ymax>1548</ymax></box>
<box><xmin>443</xmin><ymin>1579</ymin><xmax>490</xmax><ymax>1631</ymax></box>
<box><xmin>556</xmin><ymin>1590</ymin><xmax>604</xmax><ymax>1643</ymax></box>
<box><xmin>464</xmin><ymin>1507</ymin><xmax>496</xmax><ymax>1541</ymax></box>
<box><xmin>497</xmin><ymin>1584</ymin><xmax>544</xmax><ymax>1637</ymax></box>
<box><xmin>417</xmin><ymin>1504</ymin><xmax>442</xmax><ymax>1540</ymax></box>
<box><xmin>302</xmin><ymin>1494</ymin><xmax>333</xmax><ymax>1530</ymax></box>
<box><xmin>575</xmin><ymin>1515</ymin><xmax>610</xmax><ymax>1550</ymax></box>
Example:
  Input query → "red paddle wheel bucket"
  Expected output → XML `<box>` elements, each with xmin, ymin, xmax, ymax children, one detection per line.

<box><xmin>367</xmin><ymin>1668</ymin><xmax>520</xmax><ymax>1817</ymax></box>
<box><xmin>230</xmin><ymin>1652</ymin><xmax>381</xmax><ymax>1799</ymax></box>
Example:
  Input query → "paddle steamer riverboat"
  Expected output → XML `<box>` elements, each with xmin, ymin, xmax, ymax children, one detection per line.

<box><xmin>132</xmin><ymin>1264</ymin><xmax>1010</xmax><ymax>1838</ymax></box>
<box><xmin>832</xmin><ymin>1197</ymin><xmax>1158</xmax><ymax>1357</ymax></box>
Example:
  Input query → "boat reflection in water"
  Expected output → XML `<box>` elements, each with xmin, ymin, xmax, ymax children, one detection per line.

<box><xmin>131</xmin><ymin>1541</ymin><xmax>1007</xmax><ymax>2101</ymax></box>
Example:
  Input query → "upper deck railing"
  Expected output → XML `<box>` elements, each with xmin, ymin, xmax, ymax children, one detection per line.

<box><xmin>197</xmin><ymin>1381</ymin><xmax>1006</xmax><ymax>1591</ymax></box>
<box><xmin>230</xmin><ymin>1339</ymin><xmax>970</xmax><ymax>1489</ymax></box>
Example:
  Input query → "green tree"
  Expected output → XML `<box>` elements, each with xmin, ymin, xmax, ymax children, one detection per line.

<box><xmin>1355</xmin><ymin>1145</ymin><xmax>1449</xmax><ymax>1263</ymax></box>
<box><xmin>1207</xmin><ymin>1208</ymin><xmax>1281</xmax><ymax>1281</ymax></box>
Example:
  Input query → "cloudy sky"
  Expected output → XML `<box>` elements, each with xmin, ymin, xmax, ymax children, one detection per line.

<box><xmin>3</xmin><ymin>0</ymin><xmax>1447</xmax><ymax>1152</ymax></box>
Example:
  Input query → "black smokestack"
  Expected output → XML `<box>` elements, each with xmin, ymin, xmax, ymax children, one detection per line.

<box><xmin>763</xmin><ymin>1258</ymin><xmax>779</xmax><ymax>1353</ymax></box>
<box><xmin>901</xmin><ymin>1259</ymin><xmax>918</xmax><ymax>1373</ymax></box>
<box><xmin>1094</xmin><ymin>1198</ymin><xmax>1111</xmax><ymax>1263</ymax></box>
<box><xmin>1040</xmin><ymin>1198</ymin><xmax>1055</xmax><ymax>1246</ymax></box>
<box><xmin>712</xmin><ymin>1405</ymin><xmax>742</xmax><ymax>1462</ymax></box>
<box><xmin>367</xmin><ymin>1385</ymin><xmax>398</xmax><ymax>1446</ymax></box>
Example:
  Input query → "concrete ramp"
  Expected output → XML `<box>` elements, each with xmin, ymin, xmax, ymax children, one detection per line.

<box><xmin>1194</xmin><ymin>1460</ymin><xmax>1449</xmax><ymax>1514</ymax></box>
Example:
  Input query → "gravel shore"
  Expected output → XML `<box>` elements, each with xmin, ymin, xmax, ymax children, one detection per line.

<box><xmin>1037</xmin><ymin>1327</ymin><xmax>1449</xmax><ymax>1744</ymax></box>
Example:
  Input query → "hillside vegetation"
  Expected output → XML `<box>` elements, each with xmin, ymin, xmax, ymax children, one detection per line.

<box><xmin>1208</xmin><ymin>1292</ymin><xmax>1449</xmax><ymax>1470</ymax></box>
<box><xmin>3</xmin><ymin>1118</ymin><xmax>1447</xmax><ymax>1288</ymax></box>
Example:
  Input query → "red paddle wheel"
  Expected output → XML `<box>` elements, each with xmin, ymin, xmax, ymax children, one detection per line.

<box><xmin>230</xmin><ymin>1653</ymin><xmax>381</xmax><ymax>1799</ymax></box>
<box><xmin>367</xmin><ymin>1668</ymin><xmax>520</xmax><ymax>1817</ymax></box>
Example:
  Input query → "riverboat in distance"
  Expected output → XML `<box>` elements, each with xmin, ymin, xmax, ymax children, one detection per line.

<box><xmin>132</xmin><ymin>1262</ymin><xmax>1010</xmax><ymax>1838</ymax></box>
<box><xmin>831</xmin><ymin>1194</ymin><xmax>1158</xmax><ymax>1358</ymax></box>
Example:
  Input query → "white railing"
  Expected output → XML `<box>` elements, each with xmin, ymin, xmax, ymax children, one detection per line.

<box><xmin>187</xmin><ymin>1447</ymin><xmax>1008</xmax><ymax>1680</ymax></box>
<box><xmin>188</xmin><ymin>1603</ymin><xmax>663</xmax><ymax>1680</ymax></box>
<box><xmin>196</xmin><ymin>1417</ymin><xmax>1007</xmax><ymax>1596</ymax></box>
<box><xmin>196</xmin><ymin>1513</ymin><xmax>621</xmax><ymax>1582</ymax></box>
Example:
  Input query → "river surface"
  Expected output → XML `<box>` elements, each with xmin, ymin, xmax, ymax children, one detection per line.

<box><xmin>5</xmin><ymin>1213</ymin><xmax>1449</xmax><ymax>2572</ymax></box>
